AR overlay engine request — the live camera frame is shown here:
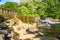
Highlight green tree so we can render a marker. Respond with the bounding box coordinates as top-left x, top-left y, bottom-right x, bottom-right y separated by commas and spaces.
0, 2, 18, 10
17, 6, 31, 16
46, 0, 60, 18
18, 0, 48, 16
